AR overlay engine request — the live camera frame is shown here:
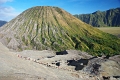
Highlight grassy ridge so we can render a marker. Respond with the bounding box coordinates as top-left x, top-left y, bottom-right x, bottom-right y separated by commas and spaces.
74, 8, 120, 27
